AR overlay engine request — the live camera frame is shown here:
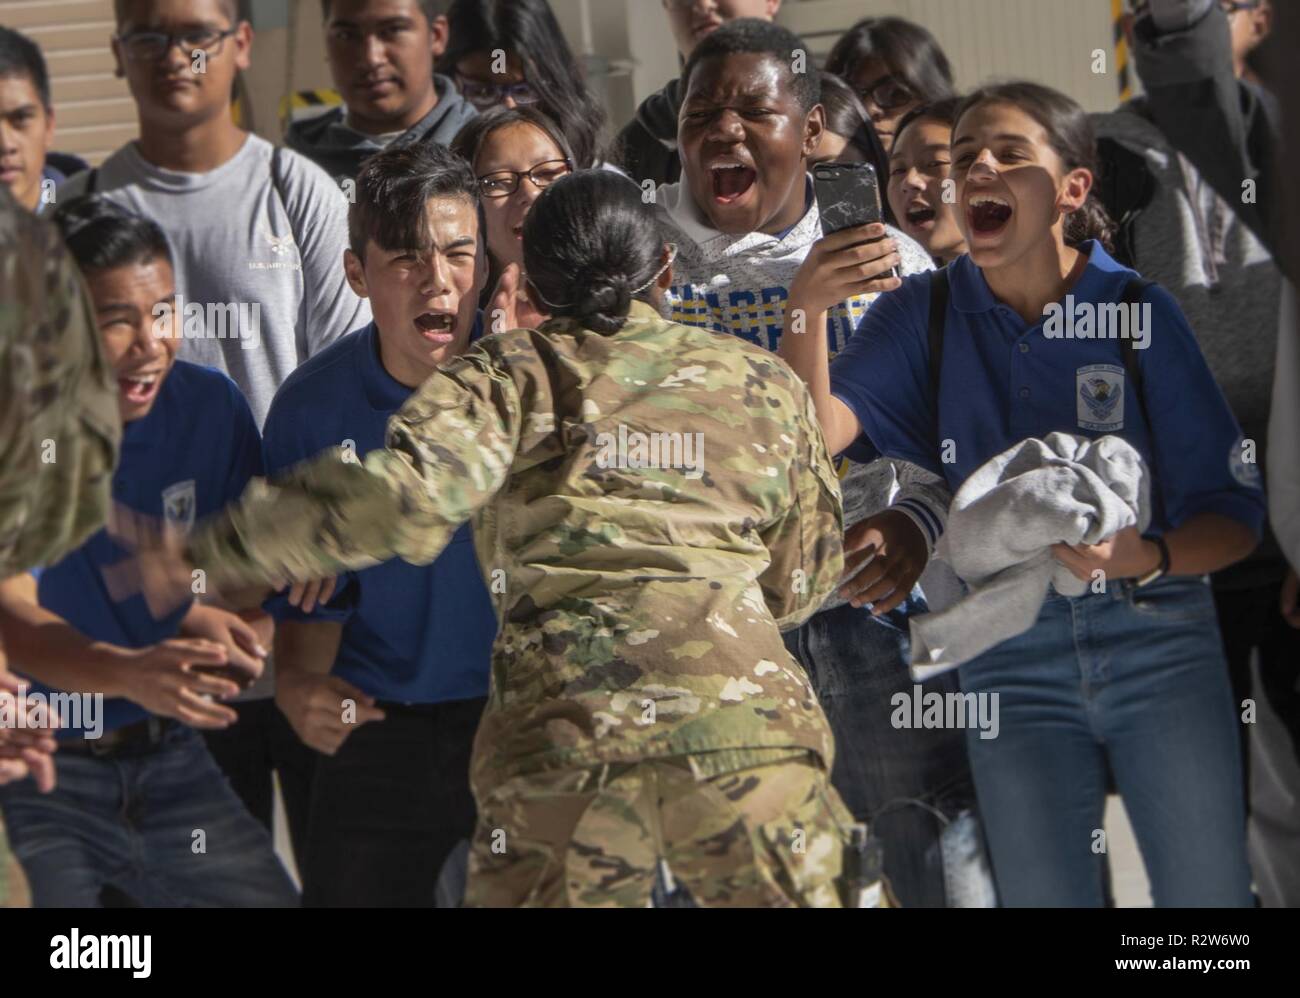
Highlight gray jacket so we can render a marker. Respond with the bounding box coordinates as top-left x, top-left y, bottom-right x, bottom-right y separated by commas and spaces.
285, 74, 477, 182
